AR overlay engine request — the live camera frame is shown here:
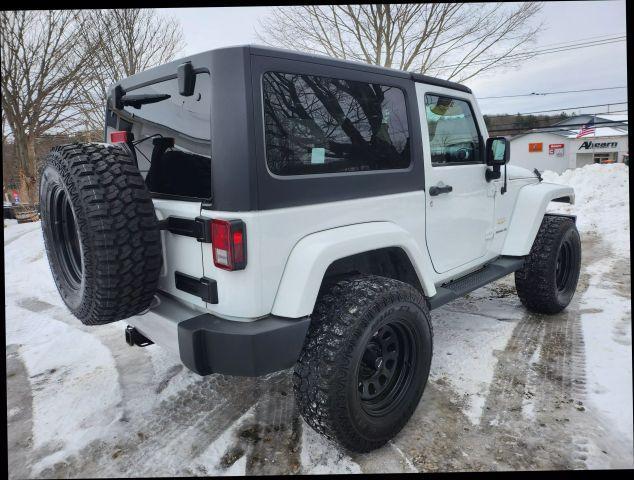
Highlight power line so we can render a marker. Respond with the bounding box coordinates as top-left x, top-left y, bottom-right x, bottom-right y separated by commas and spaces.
524, 32, 626, 49
455, 36, 625, 68
511, 101, 628, 115
447, 36, 625, 69
432, 35, 625, 71
478, 86, 628, 100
